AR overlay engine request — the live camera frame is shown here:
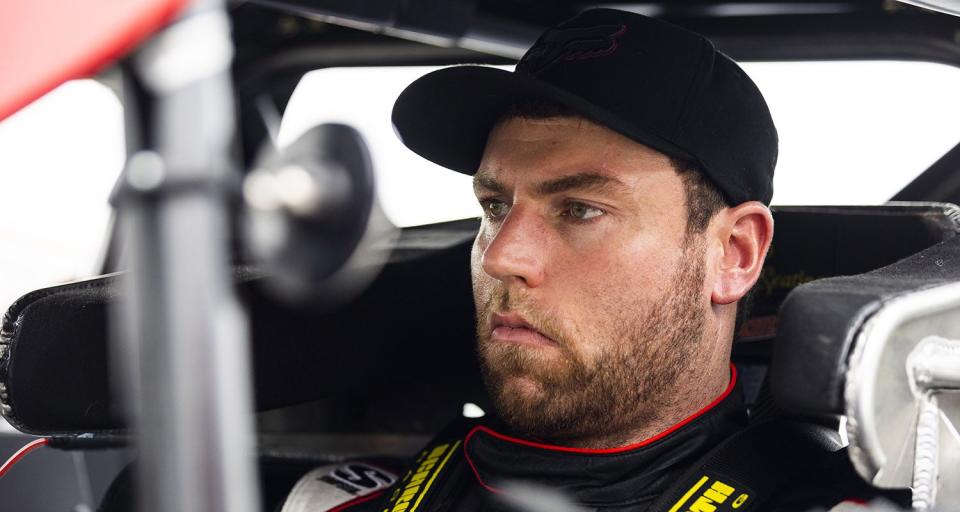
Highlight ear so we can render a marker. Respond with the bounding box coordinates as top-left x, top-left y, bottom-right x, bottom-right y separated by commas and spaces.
710, 202, 774, 305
